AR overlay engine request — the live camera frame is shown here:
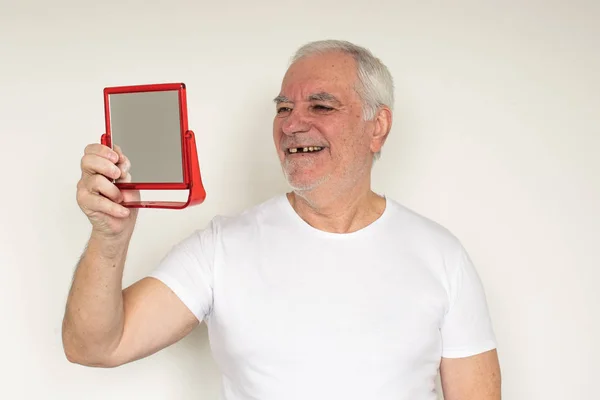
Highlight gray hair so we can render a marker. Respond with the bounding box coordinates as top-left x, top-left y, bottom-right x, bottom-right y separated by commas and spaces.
289, 40, 394, 160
